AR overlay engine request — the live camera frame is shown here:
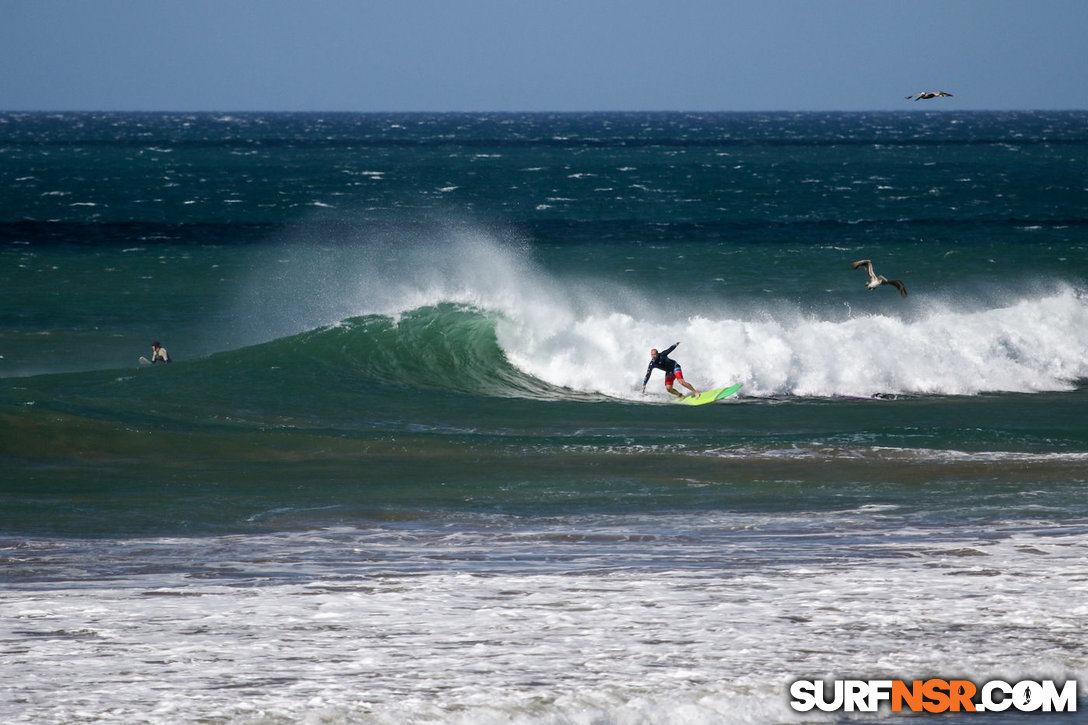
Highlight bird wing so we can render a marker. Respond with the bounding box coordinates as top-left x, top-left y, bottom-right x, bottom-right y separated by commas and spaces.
909, 91, 952, 100
885, 279, 908, 297
852, 260, 879, 282
854, 259, 879, 284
